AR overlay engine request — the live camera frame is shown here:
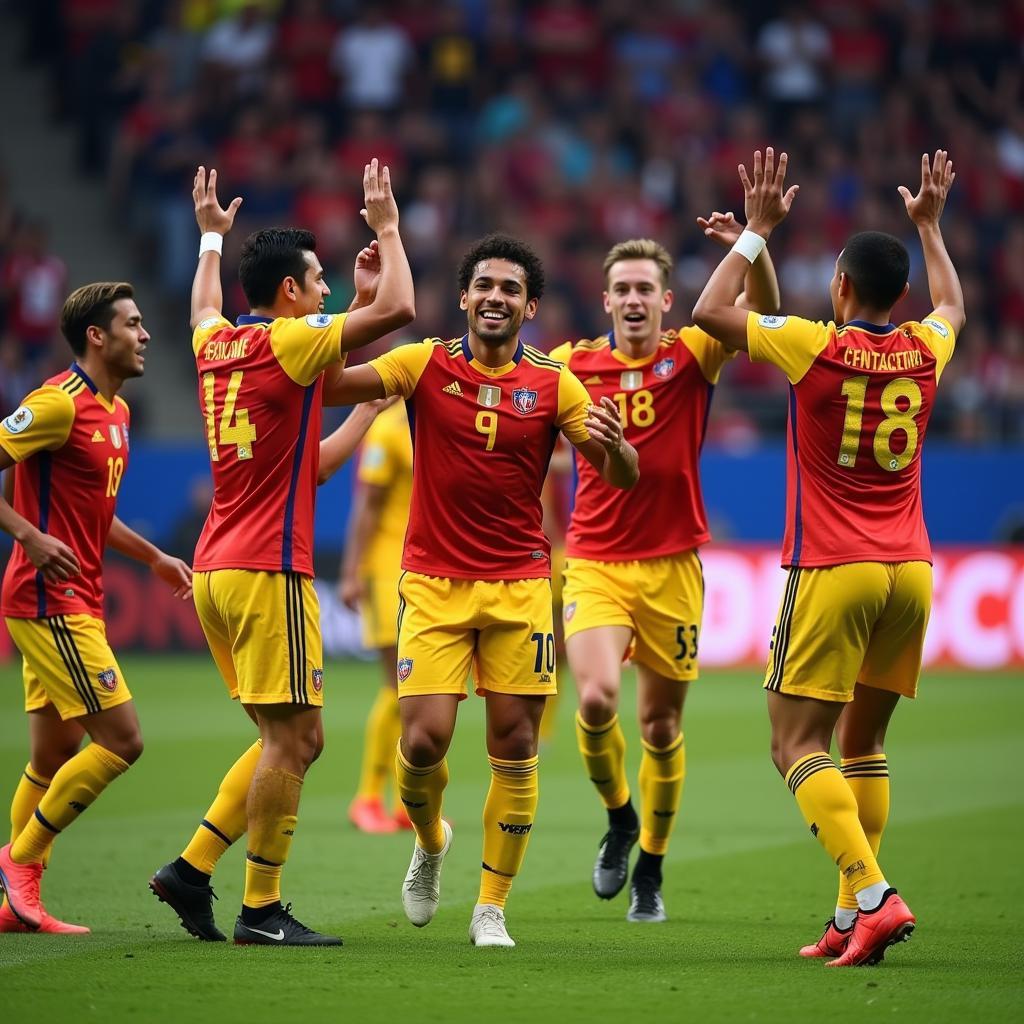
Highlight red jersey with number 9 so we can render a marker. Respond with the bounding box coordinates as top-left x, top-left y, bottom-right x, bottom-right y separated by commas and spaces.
1, 364, 130, 618
191, 312, 347, 576
746, 311, 957, 568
